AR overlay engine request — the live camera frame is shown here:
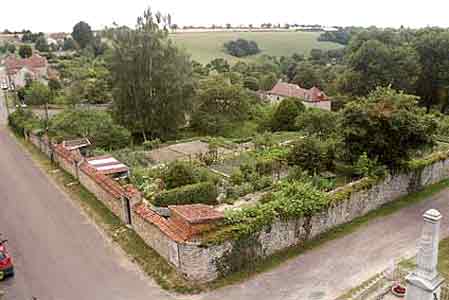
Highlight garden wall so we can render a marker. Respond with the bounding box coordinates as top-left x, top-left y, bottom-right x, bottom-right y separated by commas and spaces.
24, 131, 449, 283
166, 157, 449, 282
26, 132, 138, 223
